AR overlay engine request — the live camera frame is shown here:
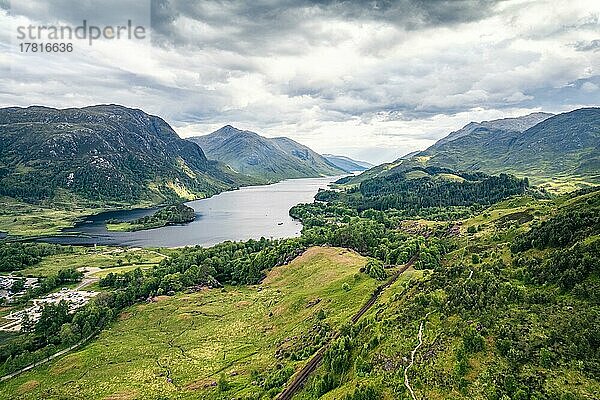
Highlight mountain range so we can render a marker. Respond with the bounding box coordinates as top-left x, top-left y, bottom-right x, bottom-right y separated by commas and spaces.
421, 108, 599, 181
0, 106, 351, 207
0, 105, 257, 205
188, 125, 344, 182
2, 105, 597, 209
432, 112, 553, 147
346, 108, 600, 186
322, 154, 374, 172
